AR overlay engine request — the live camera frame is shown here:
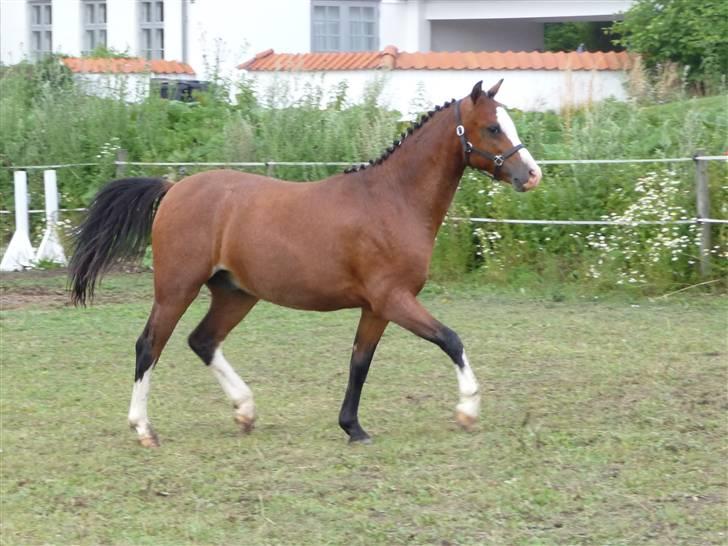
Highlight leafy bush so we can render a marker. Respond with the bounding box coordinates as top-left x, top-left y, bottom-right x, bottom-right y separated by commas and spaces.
611, 0, 728, 90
